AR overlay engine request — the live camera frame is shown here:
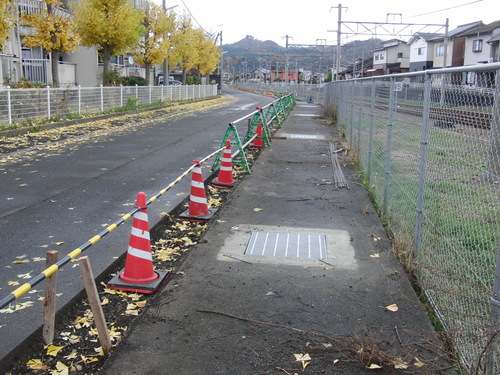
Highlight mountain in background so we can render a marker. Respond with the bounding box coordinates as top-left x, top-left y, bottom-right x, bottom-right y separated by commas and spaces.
223, 35, 384, 73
